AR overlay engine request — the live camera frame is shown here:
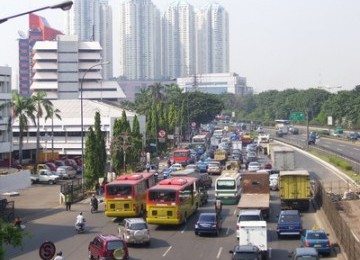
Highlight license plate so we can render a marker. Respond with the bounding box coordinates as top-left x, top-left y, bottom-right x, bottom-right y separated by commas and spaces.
314, 244, 321, 248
